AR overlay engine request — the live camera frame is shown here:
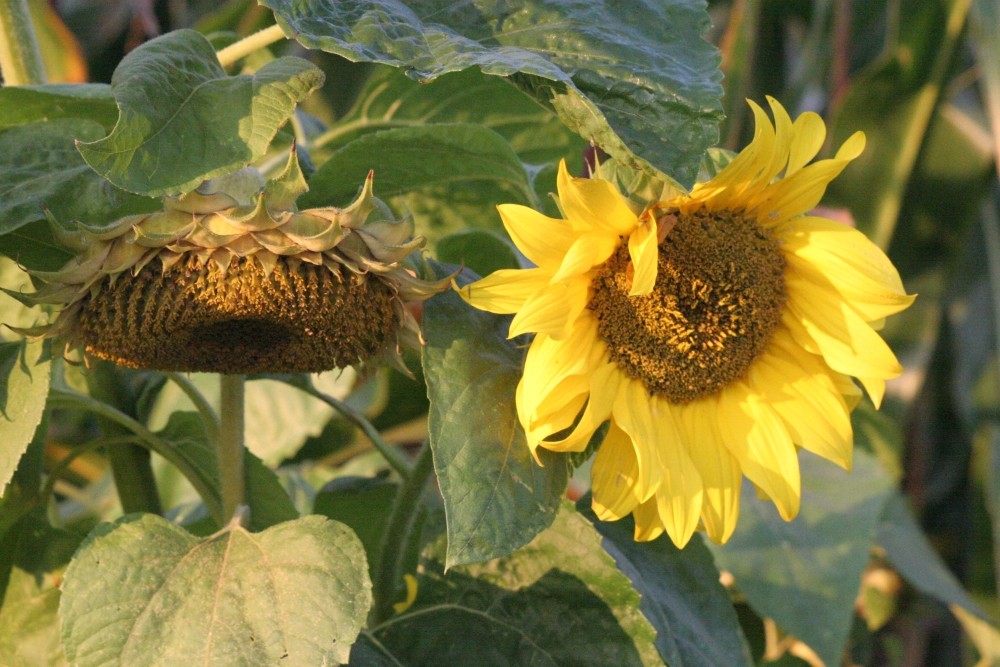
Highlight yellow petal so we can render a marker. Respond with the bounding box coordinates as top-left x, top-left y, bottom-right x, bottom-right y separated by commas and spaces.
632, 497, 665, 542
676, 398, 742, 543
651, 401, 704, 549
786, 111, 826, 176
612, 379, 664, 502
497, 203, 578, 269
507, 277, 589, 339
784, 273, 903, 380
627, 218, 658, 296
756, 131, 866, 225
718, 382, 801, 521
591, 422, 642, 521
457, 267, 550, 314
556, 160, 637, 235
550, 232, 619, 284
517, 318, 603, 422
540, 361, 622, 452
748, 348, 853, 470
